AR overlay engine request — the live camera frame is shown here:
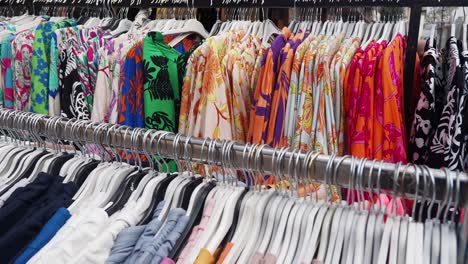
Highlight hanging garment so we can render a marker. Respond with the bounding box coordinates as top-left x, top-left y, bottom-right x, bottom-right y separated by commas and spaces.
374, 35, 407, 163
30, 20, 76, 114
410, 41, 442, 164
427, 37, 465, 170
12, 29, 35, 112
13, 207, 71, 264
